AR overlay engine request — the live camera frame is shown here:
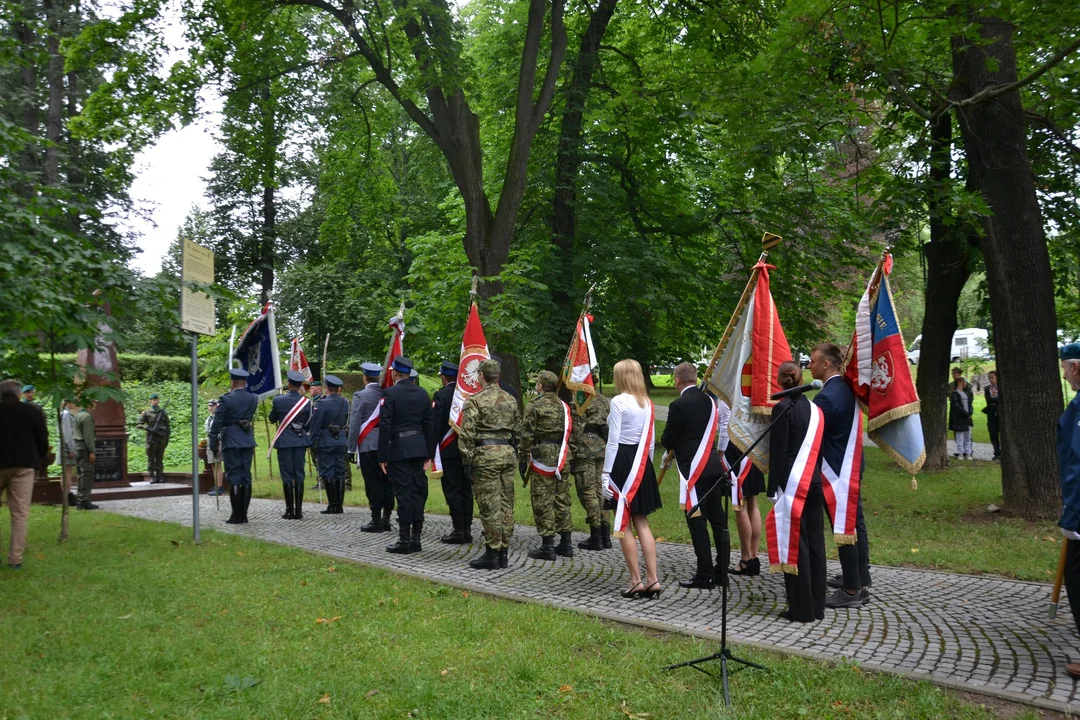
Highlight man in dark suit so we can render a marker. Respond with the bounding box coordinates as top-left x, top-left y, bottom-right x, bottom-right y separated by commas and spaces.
809, 342, 871, 609
379, 356, 433, 553
431, 361, 472, 544
269, 370, 313, 520
661, 362, 728, 590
